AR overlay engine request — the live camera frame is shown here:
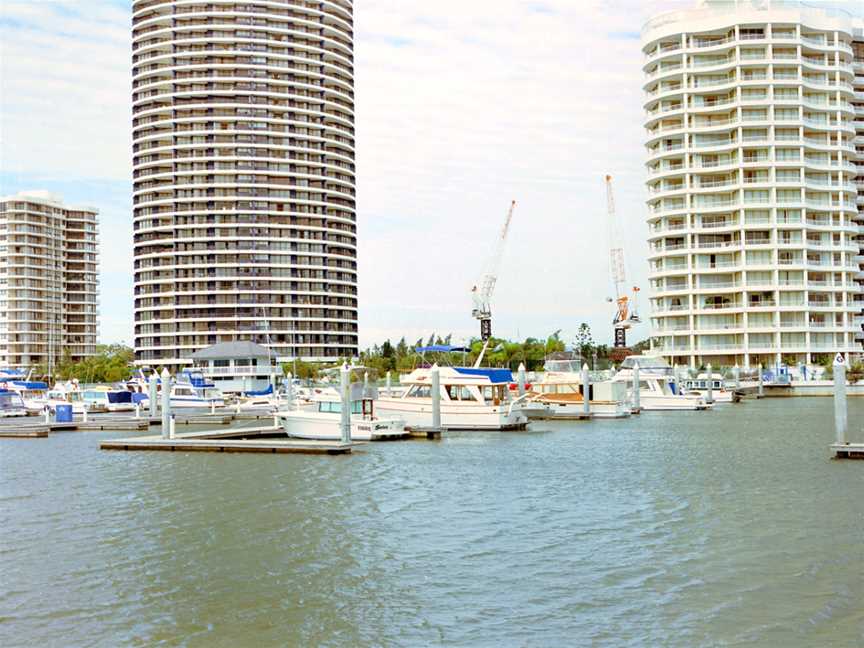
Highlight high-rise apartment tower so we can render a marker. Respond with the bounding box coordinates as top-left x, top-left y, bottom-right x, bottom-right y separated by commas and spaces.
131, 0, 358, 367
642, 0, 864, 368
0, 191, 99, 372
